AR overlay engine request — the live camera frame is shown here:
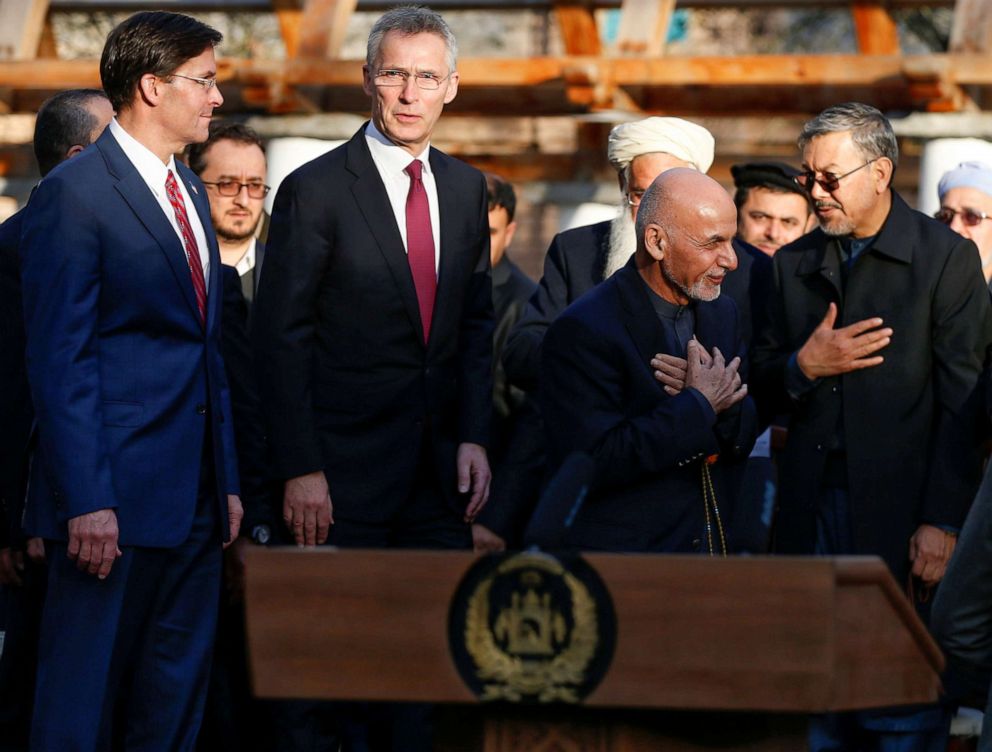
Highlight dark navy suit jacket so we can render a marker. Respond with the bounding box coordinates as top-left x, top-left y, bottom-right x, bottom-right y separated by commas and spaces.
541, 258, 757, 553
19, 128, 240, 546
